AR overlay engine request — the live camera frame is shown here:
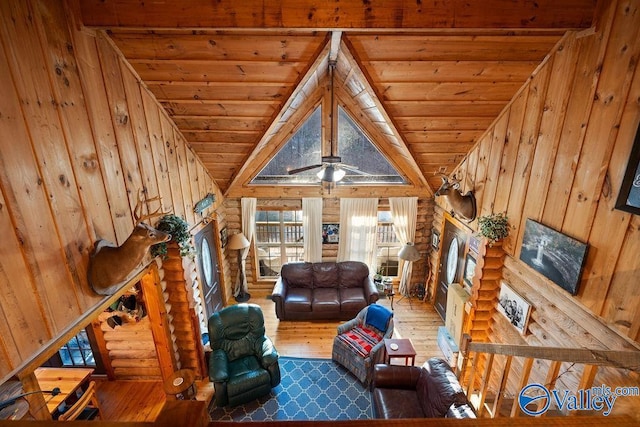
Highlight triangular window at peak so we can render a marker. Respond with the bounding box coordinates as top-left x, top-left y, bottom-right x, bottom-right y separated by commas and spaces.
336, 106, 406, 185
251, 106, 322, 185
250, 105, 406, 186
